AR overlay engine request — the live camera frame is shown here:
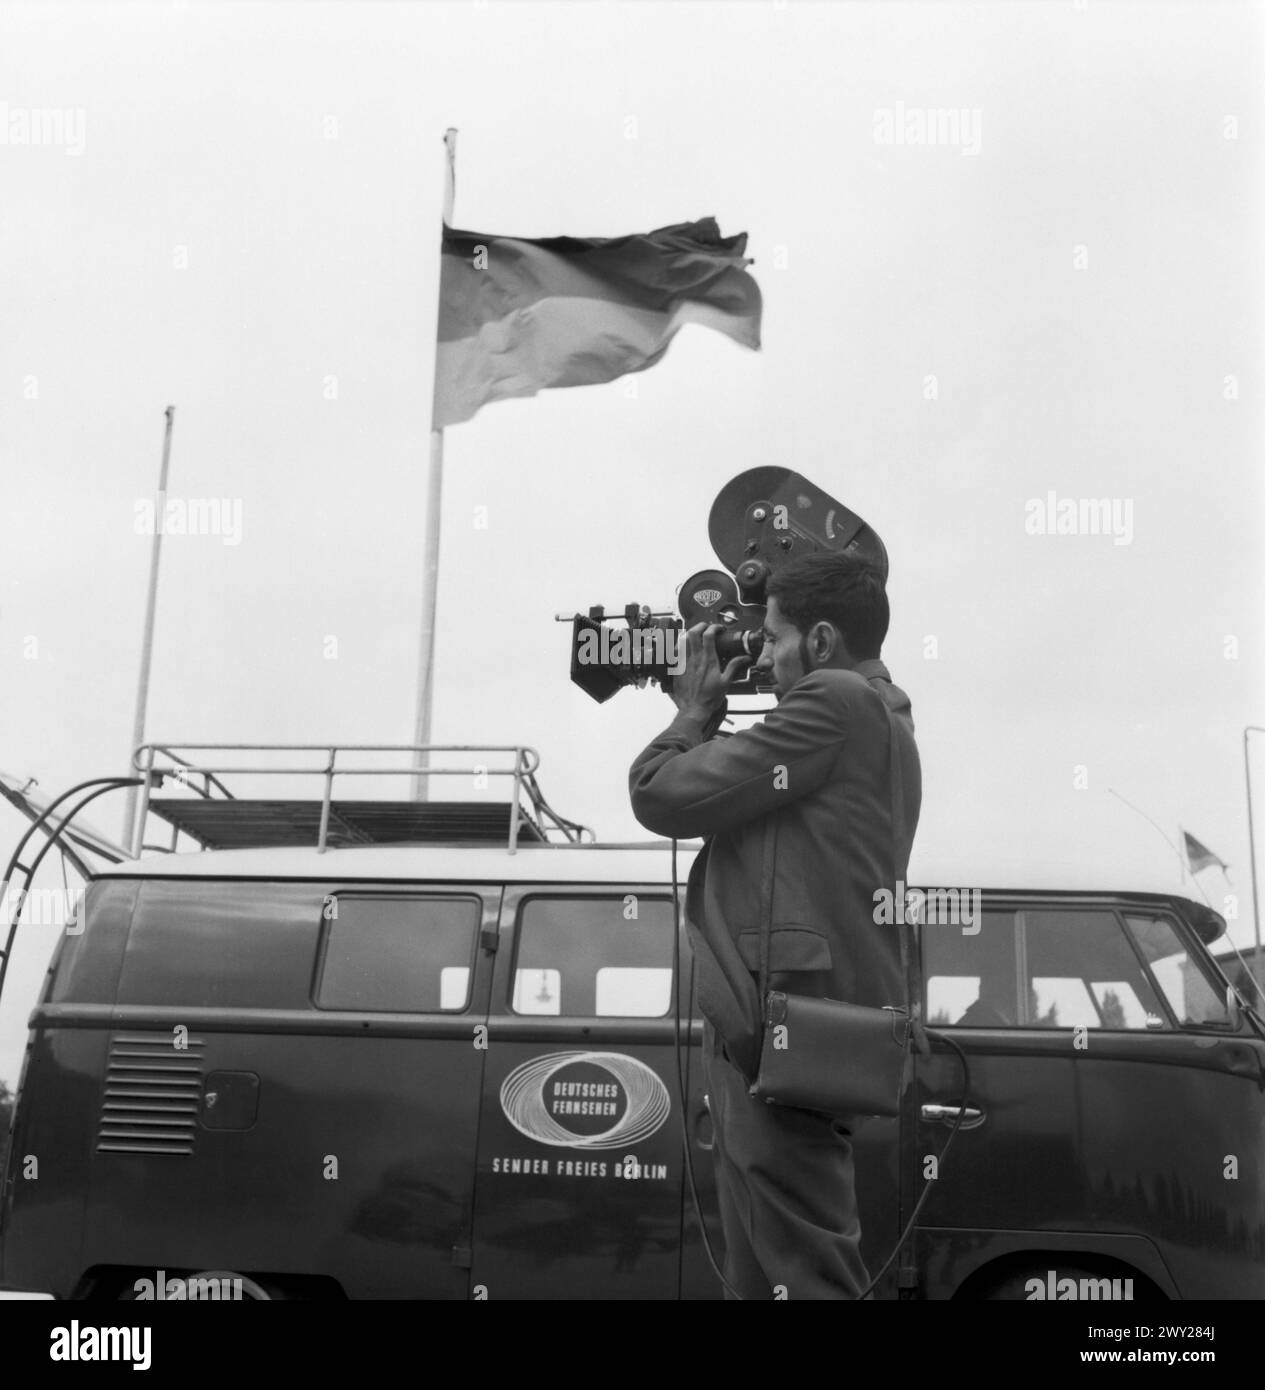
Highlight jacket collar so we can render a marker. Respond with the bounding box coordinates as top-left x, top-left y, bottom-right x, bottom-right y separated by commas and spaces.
853, 657, 891, 683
